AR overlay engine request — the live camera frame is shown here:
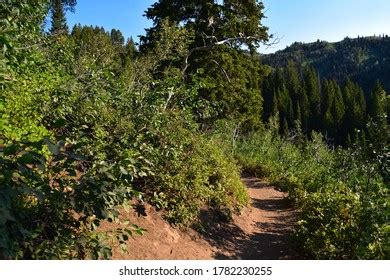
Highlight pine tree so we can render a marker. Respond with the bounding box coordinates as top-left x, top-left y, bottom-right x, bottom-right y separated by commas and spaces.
142, 0, 268, 51
285, 60, 301, 104
277, 84, 294, 128
110, 29, 125, 46
298, 88, 310, 131
321, 80, 334, 136
331, 80, 345, 143
294, 102, 301, 125
262, 74, 274, 120
342, 79, 367, 140
270, 91, 279, 117
368, 80, 386, 120
141, 0, 269, 128
71, 24, 82, 41
50, 0, 68, 34
304, 67, 321, 131
125, 37, 137, 61
281, 117, 289, 136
